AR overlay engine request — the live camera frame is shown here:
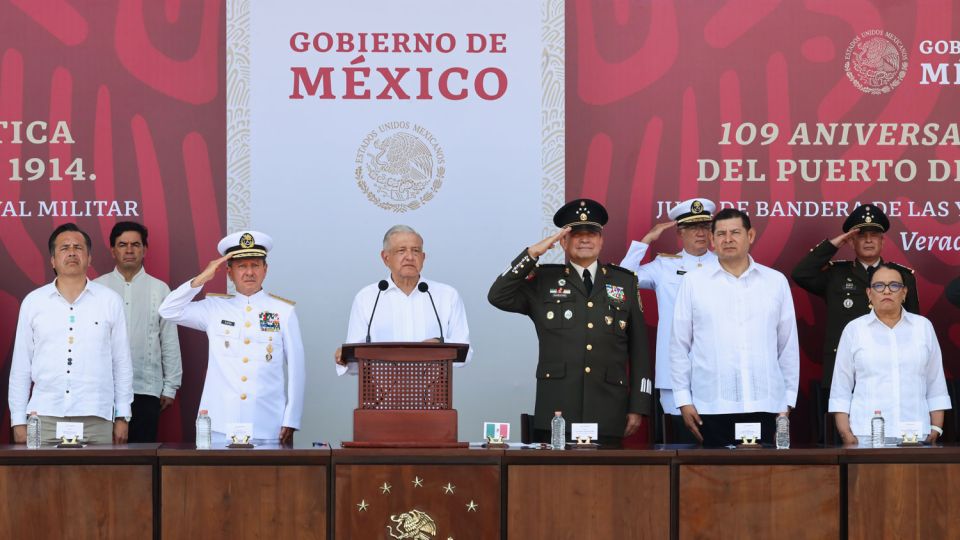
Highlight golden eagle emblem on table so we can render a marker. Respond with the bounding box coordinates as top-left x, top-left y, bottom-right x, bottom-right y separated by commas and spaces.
387, 509, 437, 539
